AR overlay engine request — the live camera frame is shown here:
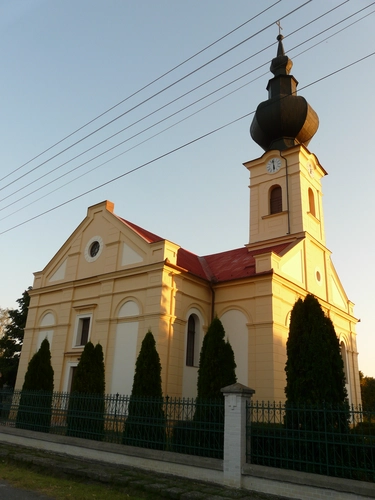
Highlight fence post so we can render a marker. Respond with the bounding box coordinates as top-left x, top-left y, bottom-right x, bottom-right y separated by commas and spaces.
221, 383, 255, 488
